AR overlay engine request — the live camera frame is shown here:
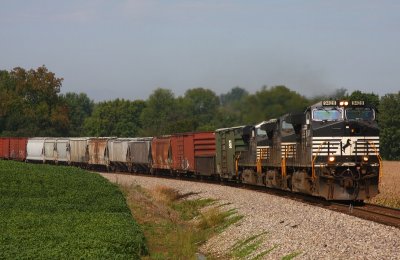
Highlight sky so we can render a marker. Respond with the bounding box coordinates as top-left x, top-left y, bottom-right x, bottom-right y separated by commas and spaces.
1, 0, 399, 101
